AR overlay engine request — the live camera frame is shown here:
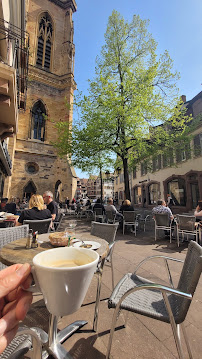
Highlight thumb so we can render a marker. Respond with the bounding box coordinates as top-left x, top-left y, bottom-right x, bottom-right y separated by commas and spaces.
0, 264, 31, 299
